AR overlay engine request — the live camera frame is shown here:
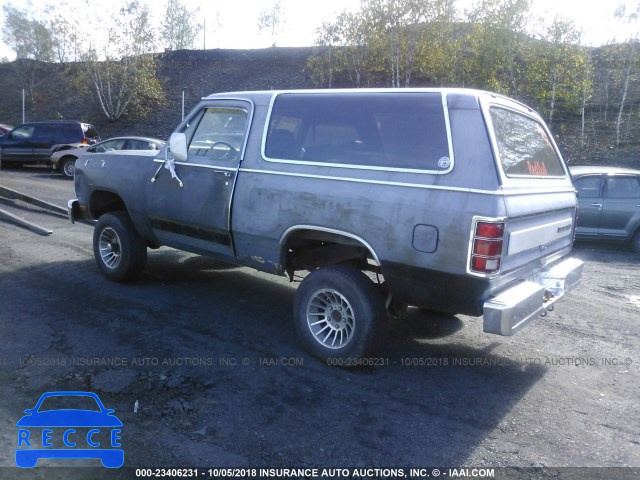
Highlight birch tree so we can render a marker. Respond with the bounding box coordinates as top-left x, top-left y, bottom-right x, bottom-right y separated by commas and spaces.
257, 0, 285, 47
85, 1, 164, 121
161, 0, 202, 51
613, 2, 639, 148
